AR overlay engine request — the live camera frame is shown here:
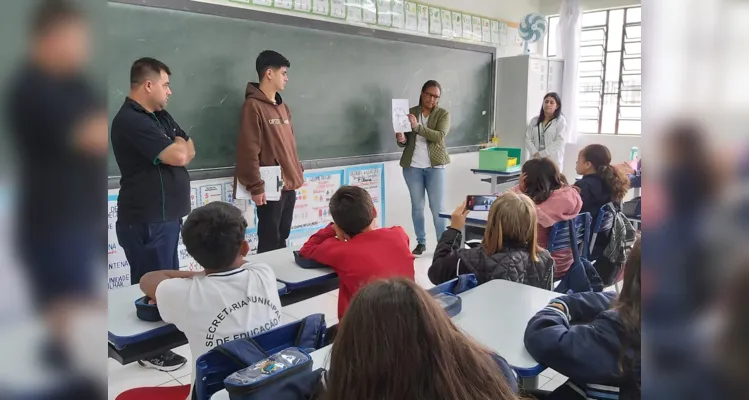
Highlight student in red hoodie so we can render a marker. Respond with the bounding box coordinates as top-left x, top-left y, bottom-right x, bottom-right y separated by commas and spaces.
299, 185, 415, 319
510, 158, 582, 279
